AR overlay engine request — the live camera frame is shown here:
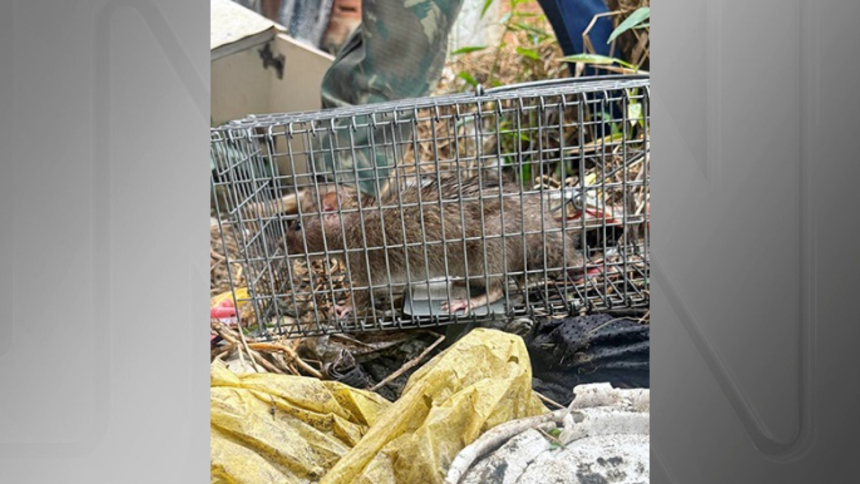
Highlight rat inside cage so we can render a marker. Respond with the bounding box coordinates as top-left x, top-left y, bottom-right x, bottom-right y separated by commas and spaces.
211, 75, 650, 338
